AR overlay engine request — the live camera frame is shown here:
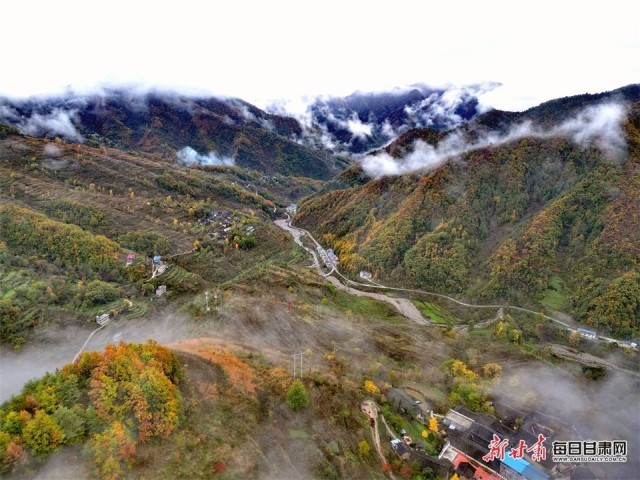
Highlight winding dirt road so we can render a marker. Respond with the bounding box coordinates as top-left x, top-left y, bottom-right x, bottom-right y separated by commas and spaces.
361, 400, 397, 480
275, 216, 635, 351
275, 218, 428, 325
